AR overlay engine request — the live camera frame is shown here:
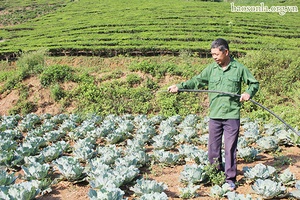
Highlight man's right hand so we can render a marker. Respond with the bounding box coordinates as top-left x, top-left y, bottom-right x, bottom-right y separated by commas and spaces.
168, 85, 179, 93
